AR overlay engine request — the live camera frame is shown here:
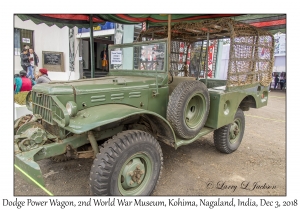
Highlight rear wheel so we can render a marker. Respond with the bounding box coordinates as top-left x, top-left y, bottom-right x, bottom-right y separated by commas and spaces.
213, 108, 245, 154
89, 130, 163, 195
